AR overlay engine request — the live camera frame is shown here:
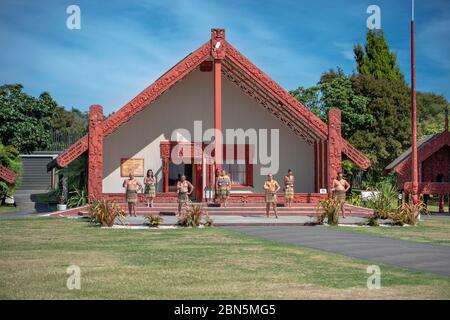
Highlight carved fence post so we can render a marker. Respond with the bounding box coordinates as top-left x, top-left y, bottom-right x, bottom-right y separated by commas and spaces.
88, 105, 104, 201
